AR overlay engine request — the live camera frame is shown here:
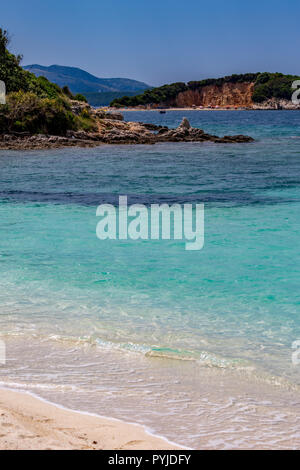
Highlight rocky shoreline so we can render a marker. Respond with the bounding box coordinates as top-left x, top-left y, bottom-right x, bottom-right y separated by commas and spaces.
0, 113, 254, 150
252, 98, 300, 110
